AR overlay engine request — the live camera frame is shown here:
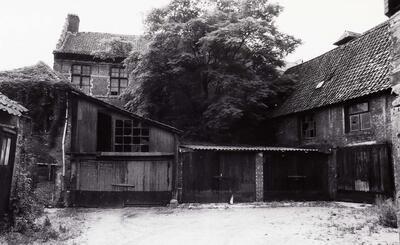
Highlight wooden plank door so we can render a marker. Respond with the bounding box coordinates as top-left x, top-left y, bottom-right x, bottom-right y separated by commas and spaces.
337, 144, 393, 194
